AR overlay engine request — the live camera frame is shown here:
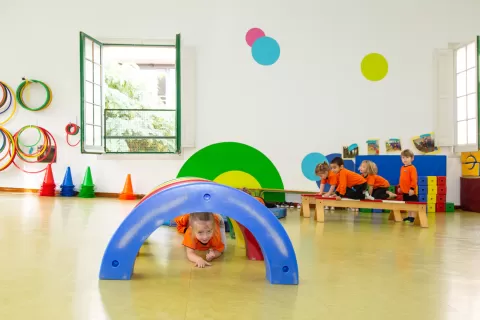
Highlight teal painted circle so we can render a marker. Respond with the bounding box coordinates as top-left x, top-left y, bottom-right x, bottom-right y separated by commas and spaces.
301, 153, 327, 181
251, 36, 280, 66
